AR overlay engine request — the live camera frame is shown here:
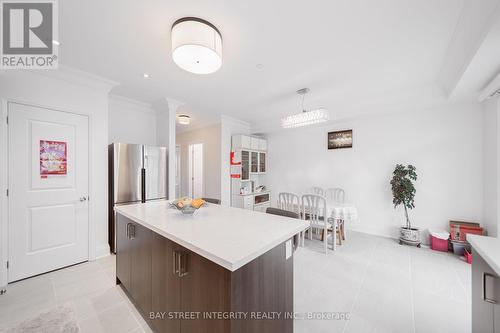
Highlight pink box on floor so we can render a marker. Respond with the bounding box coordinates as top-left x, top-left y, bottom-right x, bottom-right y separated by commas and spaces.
430, 235, 449, 252
464, 248, 472, 264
